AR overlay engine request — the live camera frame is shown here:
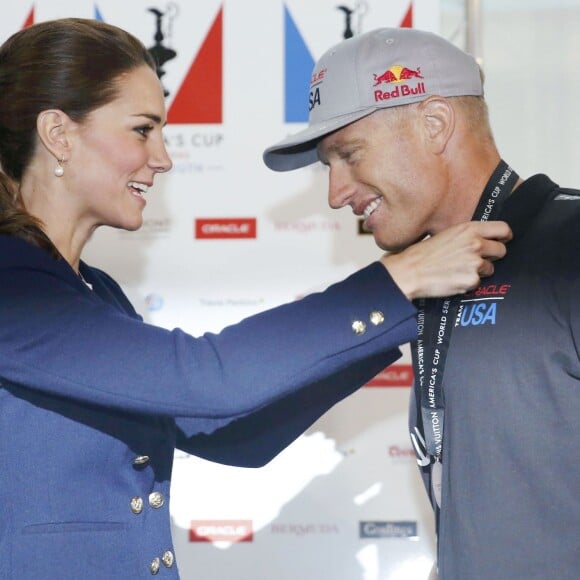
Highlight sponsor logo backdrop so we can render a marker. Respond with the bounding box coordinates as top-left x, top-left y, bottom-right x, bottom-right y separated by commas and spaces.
1, 2, 439, 578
